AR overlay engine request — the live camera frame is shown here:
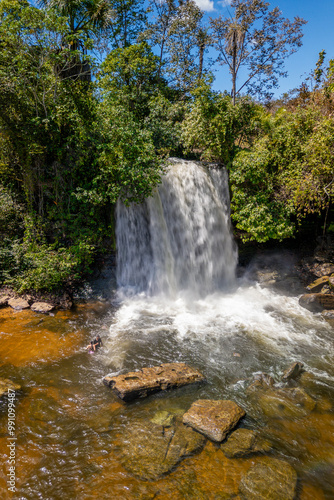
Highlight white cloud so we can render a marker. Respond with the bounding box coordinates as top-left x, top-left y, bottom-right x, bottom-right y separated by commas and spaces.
194, 0, 215, 12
